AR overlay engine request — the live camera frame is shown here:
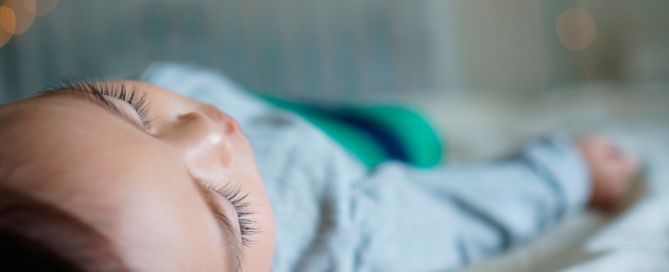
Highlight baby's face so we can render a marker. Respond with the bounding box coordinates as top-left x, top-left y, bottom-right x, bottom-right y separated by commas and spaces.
0, 81, 275, 271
